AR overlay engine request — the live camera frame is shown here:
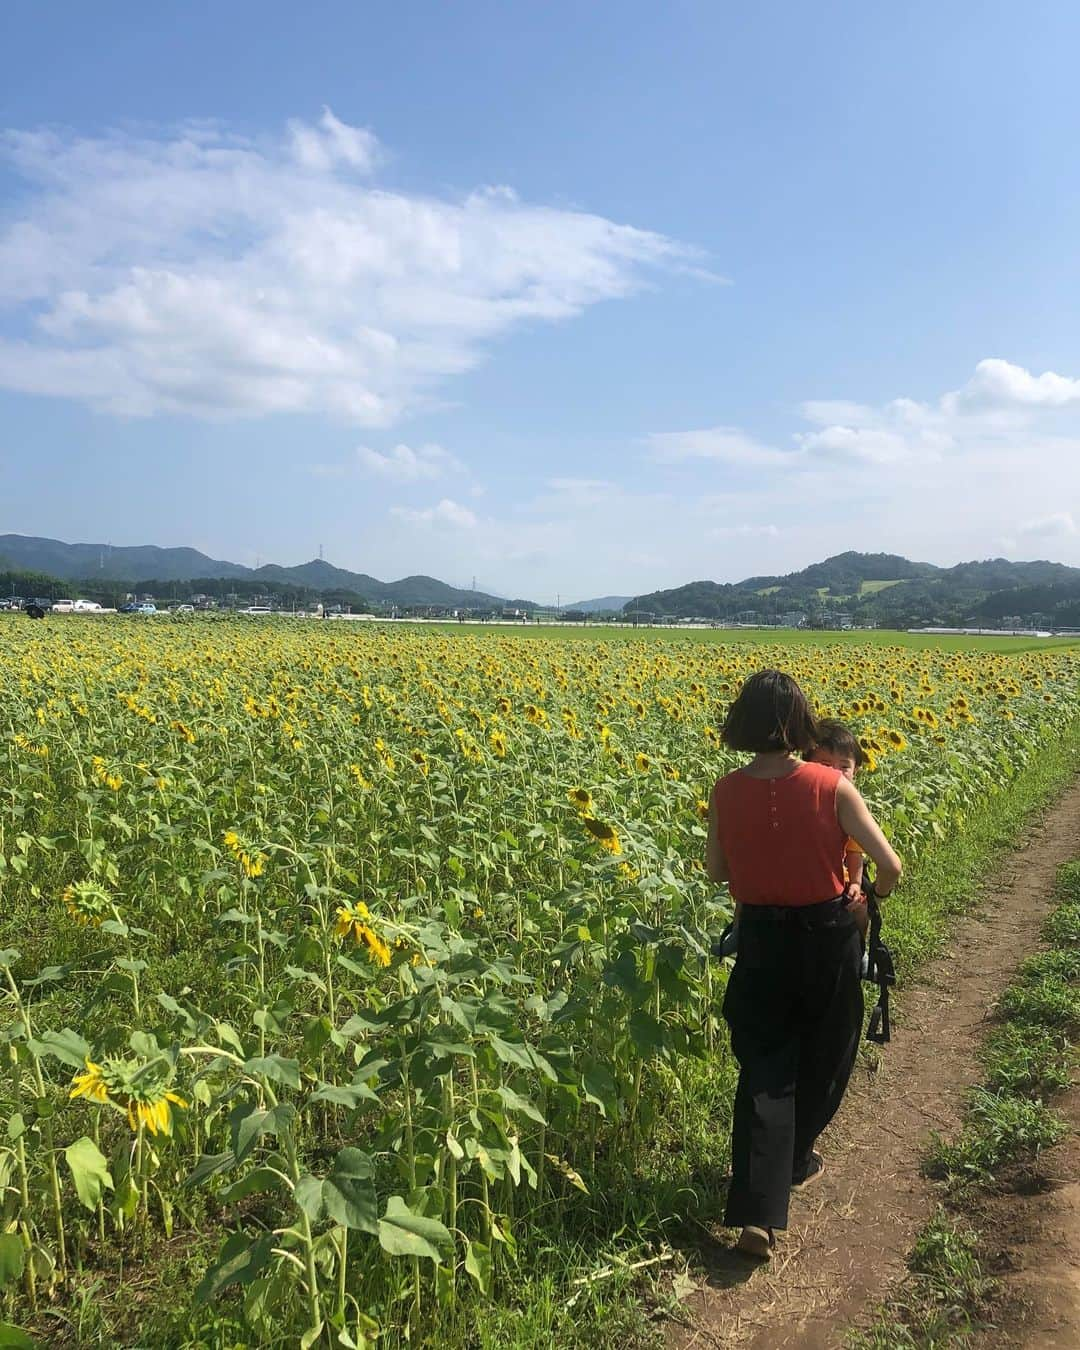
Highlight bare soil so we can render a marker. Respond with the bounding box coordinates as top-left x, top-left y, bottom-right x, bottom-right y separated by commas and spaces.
667, 776, 1080, 1350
